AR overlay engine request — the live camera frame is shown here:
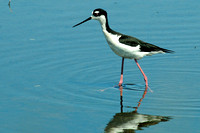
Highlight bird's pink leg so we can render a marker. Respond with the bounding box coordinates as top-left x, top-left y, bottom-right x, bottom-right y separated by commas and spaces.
134, 59, 148, 88
119, 58, 124, 86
